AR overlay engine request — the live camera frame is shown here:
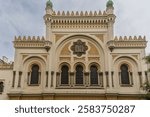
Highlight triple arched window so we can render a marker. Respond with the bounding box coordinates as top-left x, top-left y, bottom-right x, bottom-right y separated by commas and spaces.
0, 82, 4, 93
60, 64, 99, 85
30, 64, 40, 85
120, 64, 130, 85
